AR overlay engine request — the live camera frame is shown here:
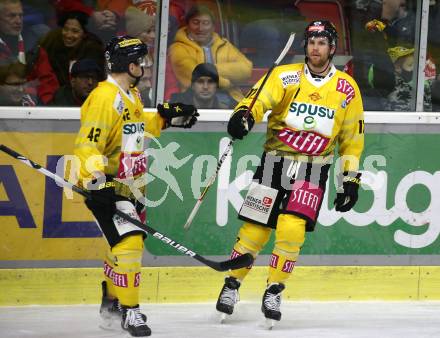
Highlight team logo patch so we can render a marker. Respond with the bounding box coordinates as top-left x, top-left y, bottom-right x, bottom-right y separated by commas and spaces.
336, 78, 355, 105
279, 71, 301, 88
309, 92, 321, 101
